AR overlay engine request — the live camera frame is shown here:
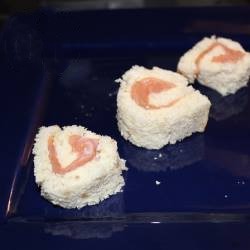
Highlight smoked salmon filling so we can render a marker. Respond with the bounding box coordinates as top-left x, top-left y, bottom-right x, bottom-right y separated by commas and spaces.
129, 75, 194, 110
131, 77, 177, 109
48, 135, 98, 175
